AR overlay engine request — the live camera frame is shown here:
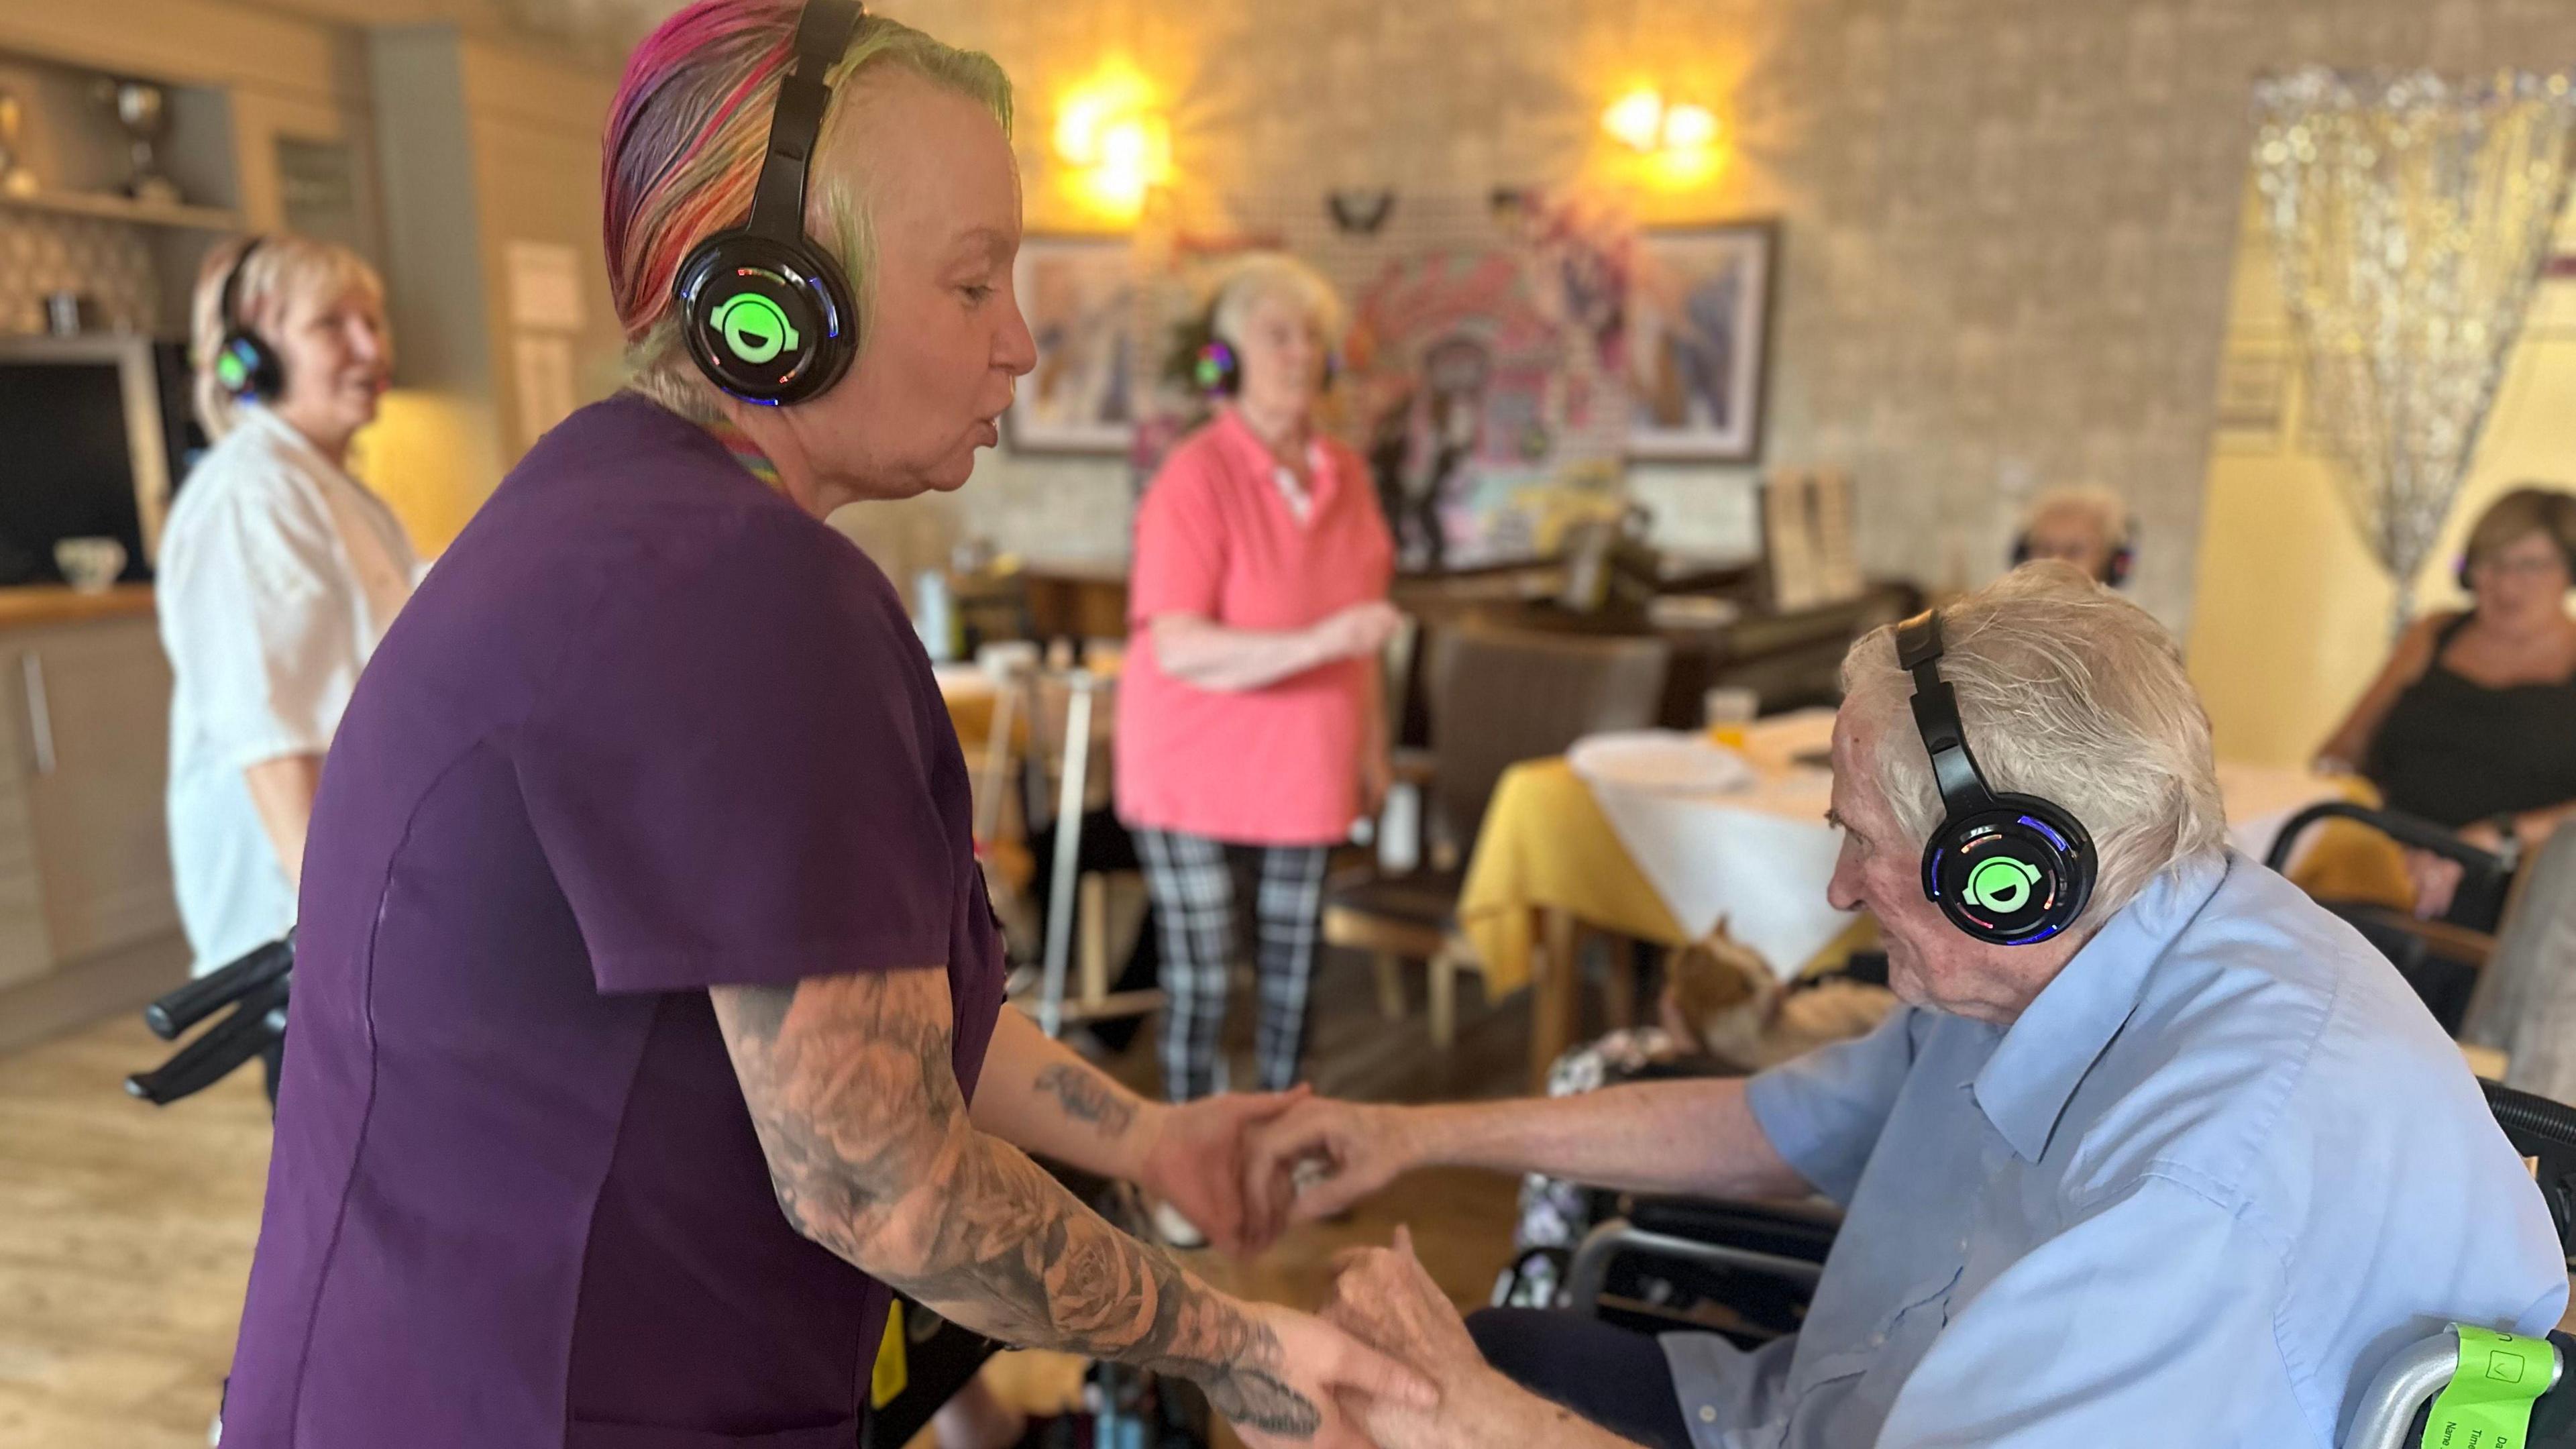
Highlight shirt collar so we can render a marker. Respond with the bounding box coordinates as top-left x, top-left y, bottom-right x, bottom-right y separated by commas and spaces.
240, 405, 355, 488
1212, 406, 1334, 515
1972, 850, 2233, 1161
